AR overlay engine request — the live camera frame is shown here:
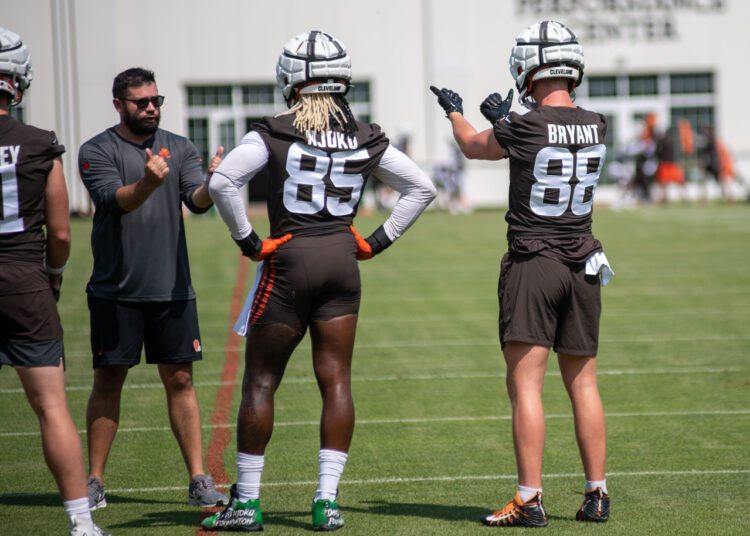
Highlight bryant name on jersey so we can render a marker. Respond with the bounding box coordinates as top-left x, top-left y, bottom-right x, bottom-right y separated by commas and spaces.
547, 124, 600, 145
